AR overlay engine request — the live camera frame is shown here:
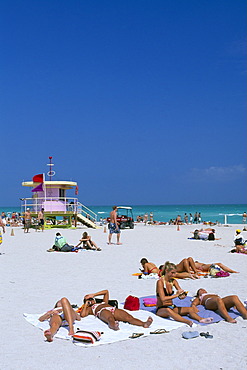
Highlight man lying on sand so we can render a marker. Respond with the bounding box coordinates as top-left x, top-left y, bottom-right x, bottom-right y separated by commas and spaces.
80, 289, 153, 330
